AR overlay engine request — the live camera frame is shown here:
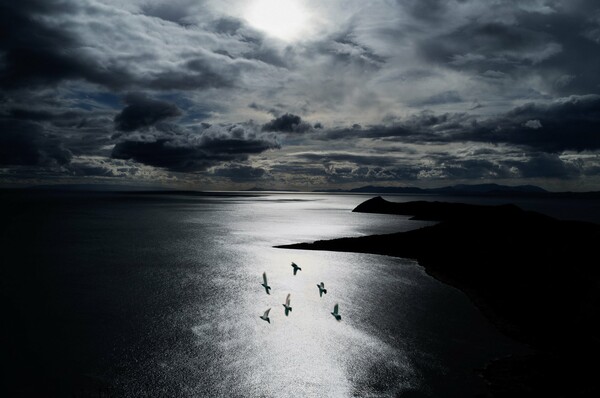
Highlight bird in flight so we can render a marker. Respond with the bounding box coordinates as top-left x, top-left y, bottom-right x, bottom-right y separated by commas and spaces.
283, 293, 292, 316
331, 303, 341, 321
260, 308, 271, 324
261, 272, 271, 295
317, 282, 327, 297
291, 262, 302, 275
